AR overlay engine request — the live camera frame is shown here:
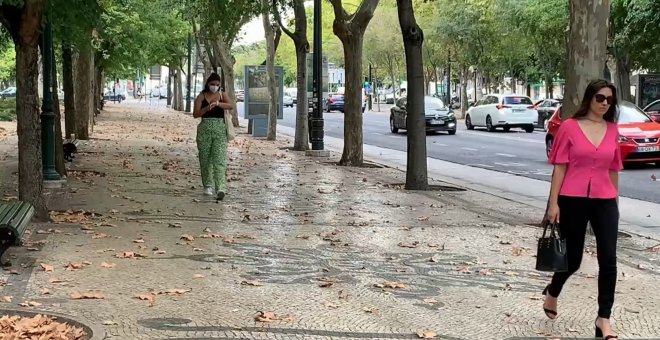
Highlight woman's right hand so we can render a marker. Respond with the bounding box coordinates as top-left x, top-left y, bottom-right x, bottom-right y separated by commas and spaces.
546, 202, 560, 224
